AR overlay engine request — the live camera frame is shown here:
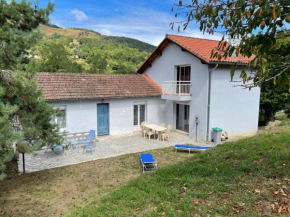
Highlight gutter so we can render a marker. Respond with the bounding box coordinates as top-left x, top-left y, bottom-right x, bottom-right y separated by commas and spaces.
206, 63, 219, 142
44, 95, 163, 102
209, 61, 248, 66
